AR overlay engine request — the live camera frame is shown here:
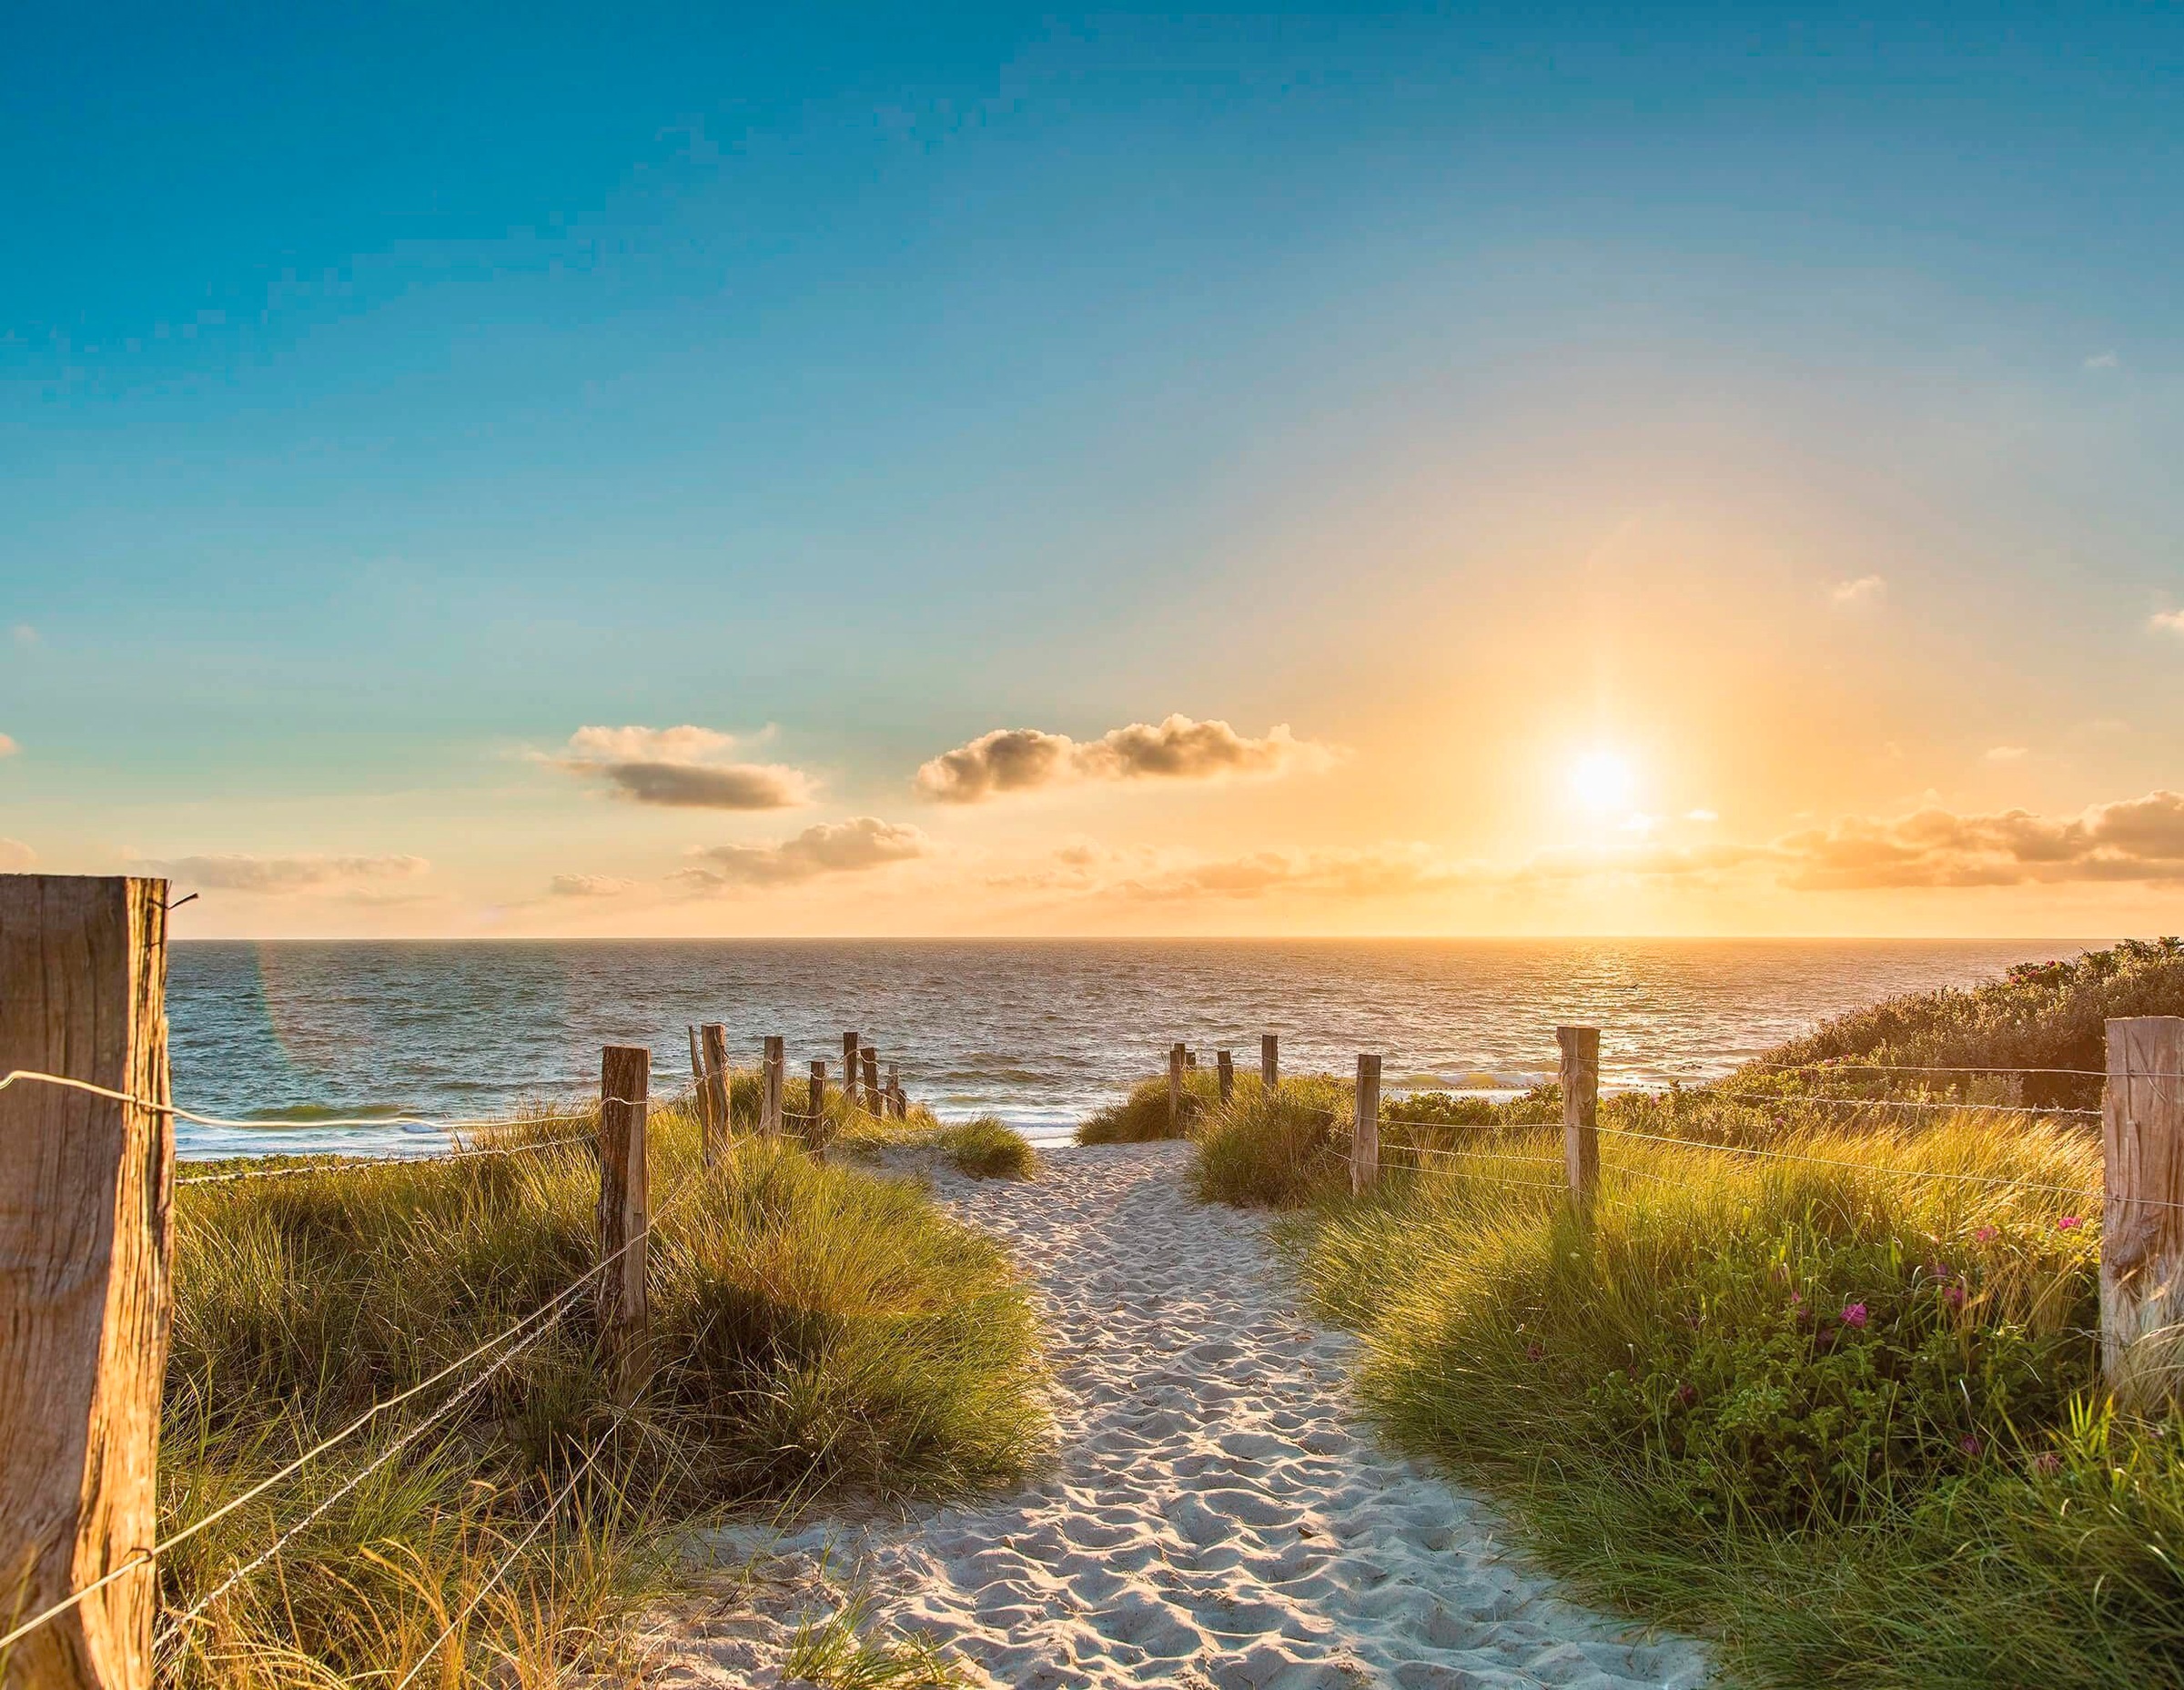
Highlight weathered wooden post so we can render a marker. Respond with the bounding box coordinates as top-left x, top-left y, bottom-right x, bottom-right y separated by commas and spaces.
861, 1047, 881, 1114
1261, 1033, 1279, 1096
842, 1032, 860, 1111
1558, 1025, 1601, 1214
1168, 1042, 1186, 1132
1185, 1048, 1198, 1071
686, 1024, 703, 1102
1217, 1048, 1235, 1106
699, 1023, 730, 1164
0, 875, 172, 1690
808, 1058, 828, 1130
886, 1061, 902, 1118
1352, 1053, 1381, 1195
761, 1037, 784, 1135
2104, 1017, 2184, 1401
597, 1045, 650, 1404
